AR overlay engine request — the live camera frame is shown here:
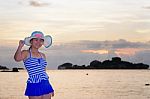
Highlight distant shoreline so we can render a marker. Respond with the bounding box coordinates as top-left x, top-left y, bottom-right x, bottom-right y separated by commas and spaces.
58, 57, 149, 70
0, 67, 24, 72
